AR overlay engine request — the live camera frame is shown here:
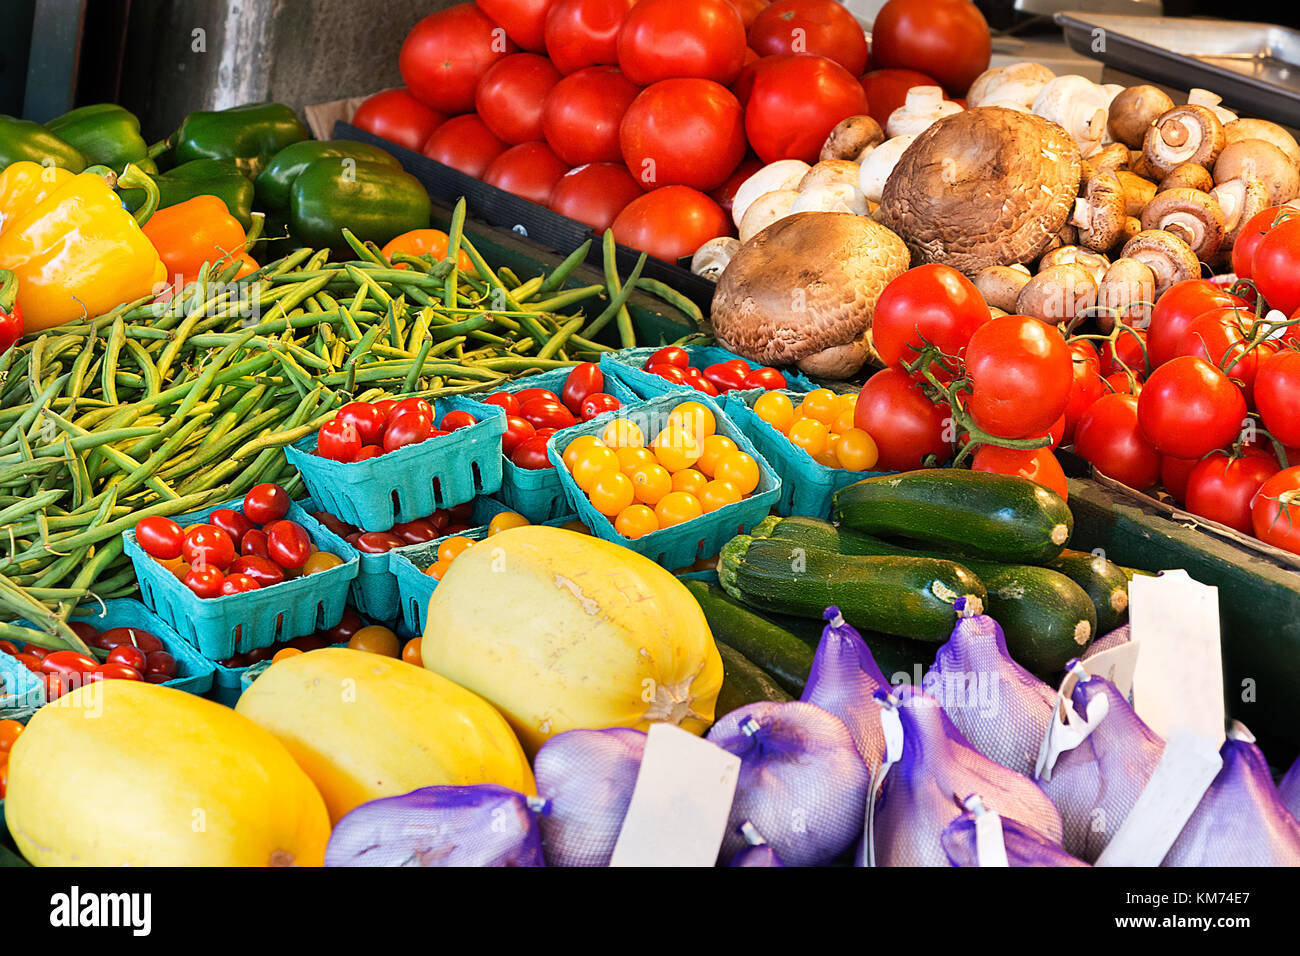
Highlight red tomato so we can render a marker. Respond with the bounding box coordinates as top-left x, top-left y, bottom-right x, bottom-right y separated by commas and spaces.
561, 362, 604, 414
744, 367, 787, 390
145, 651, 179, 679
220, 573, 261, 595
683, 366, 720, 395
1062, 348, 1105, 445
871, 264, 990, 380
0, 641, 17, 656
39, 650, 97, 676
869, 0, 990, 96
317, 418, 362, 462
13, 653, 43, 672
541, 66, 641, 166
511, 434, 555, 469
182, 524, 236, 571
355, 532, 407, 554
208, 508, 255, 548
422, 114, 508, 177
503, 415, 538, 455
266, 521, 312, 570
312, 510, 356, 538
1137, 356, 1247, 460
650, 364, 690, 385
620, 79, 746, 192
708, 154, 763, 217
392, 517, 441, 544
1160, 455, 1199, 504
964, 314, 1073, 439
748, 0, 869, 75
400, 3, 517, 113
580, 393, 621, 420
744, 54, 868, 164
229, 555, 285, 588
438, 410, 476, 432
335, 401, 387, 447
1185, 449, 1279, 534
611, 186, 730, 262
322, 608, 365, 643
134, 516, 184, 560
351, 88, 446, 152
1232, 205, 1294, 279
726, 0, 770, 28
184, 565, 226, 599
1147, 279, 1244, 368
390, 397, 433, 421
858, 68, 939, 126
1073, 393, 1161, 490
521, 398, 578, 429
1100, 328, 1149, 377
646, 346, 689, 368
97, 662, 144, 682
971, 444, 1068, 501
704, 359, 752, 393
476, 53, 562, 144
854, 367, 953, 471
1251, 216, 1300, 317
383, 410, 434, 451
545, 0, 637, 74
483, 392, 522, 416
98, 627, 164, 653
617, 0, 747, 86
243, 483, 290, 525
1176, 307, 1272, 406
513, 388, 561, 406
372, 399, 399, 419
548, 162, 643, 231
240, 528, 270, 558
477, 0, 555, 51
483, 141, 571, 205
1256, 349, 1300, 447
1252, 466, 1300, 553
